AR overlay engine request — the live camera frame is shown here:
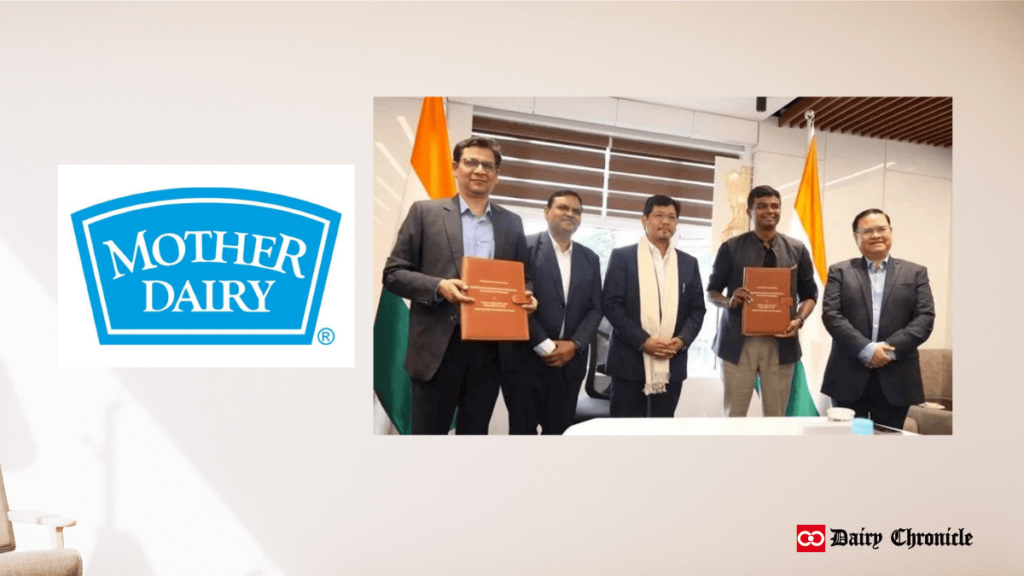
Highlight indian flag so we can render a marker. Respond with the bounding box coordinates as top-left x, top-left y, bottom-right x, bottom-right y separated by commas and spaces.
787, 135, 829, 416
373, 97, 456, 434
